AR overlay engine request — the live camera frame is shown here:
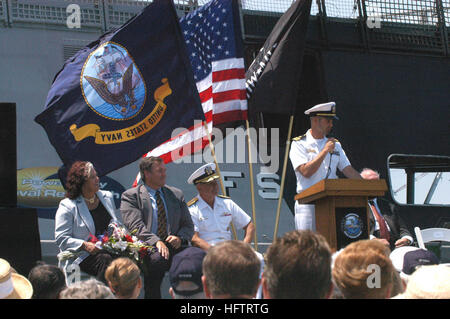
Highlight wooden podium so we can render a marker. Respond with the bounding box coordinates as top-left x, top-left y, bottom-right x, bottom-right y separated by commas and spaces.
295, 179, 387, 251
